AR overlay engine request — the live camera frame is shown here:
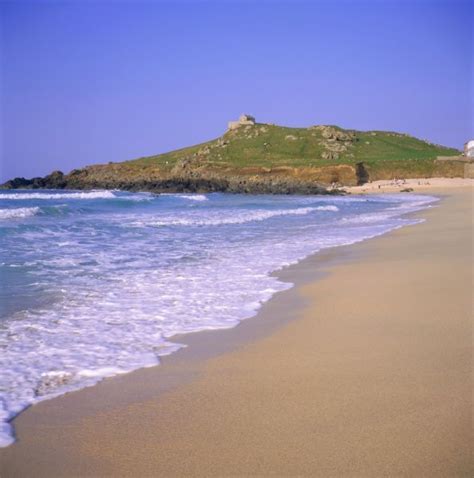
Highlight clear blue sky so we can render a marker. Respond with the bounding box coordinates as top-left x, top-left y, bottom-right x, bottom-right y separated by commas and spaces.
1, 0, 472, 181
